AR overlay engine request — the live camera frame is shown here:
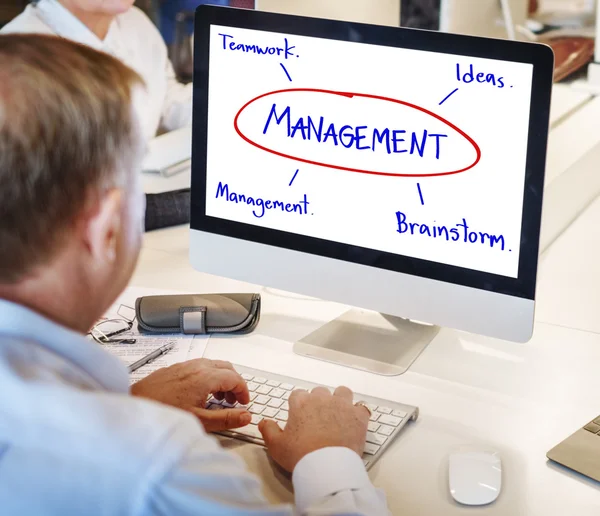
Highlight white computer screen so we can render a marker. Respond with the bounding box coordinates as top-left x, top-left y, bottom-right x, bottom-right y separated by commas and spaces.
205, 25, 534, 278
